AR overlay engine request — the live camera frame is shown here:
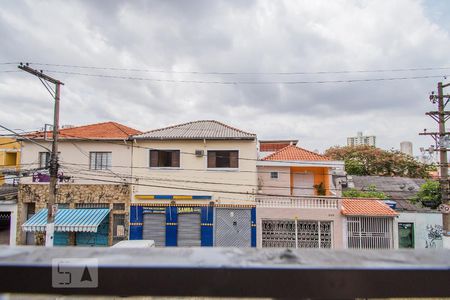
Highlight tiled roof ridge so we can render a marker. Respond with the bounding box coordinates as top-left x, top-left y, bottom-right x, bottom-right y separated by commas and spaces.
137, 119, 256, 137
25, 121, 141, 139
262, 144, 330, 161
